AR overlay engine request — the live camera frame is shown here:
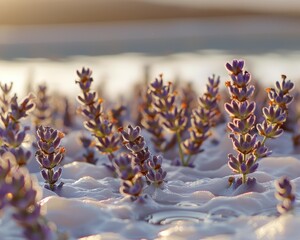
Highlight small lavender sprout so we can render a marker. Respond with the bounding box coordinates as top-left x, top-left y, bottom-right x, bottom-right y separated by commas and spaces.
36, 126, 65, 191
120, 124, 150, 175
0, 153, 56, 240
275, 176, 295, 214
114, 153, 144, 201
146, 155, 167, 186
